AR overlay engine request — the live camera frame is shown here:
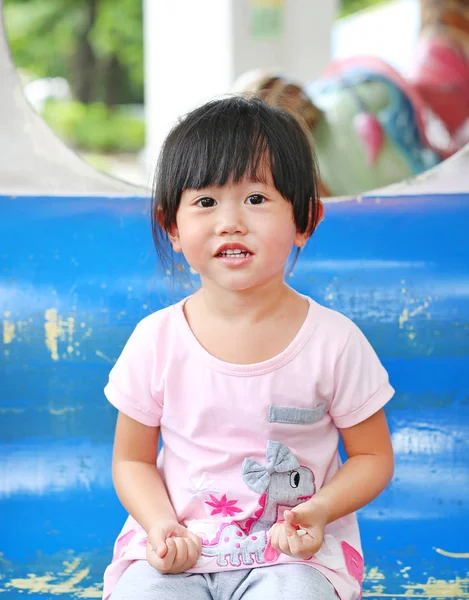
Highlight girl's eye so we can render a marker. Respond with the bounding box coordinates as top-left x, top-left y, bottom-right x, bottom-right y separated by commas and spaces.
246, 194, 266, 205
196, 197, 217, 208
